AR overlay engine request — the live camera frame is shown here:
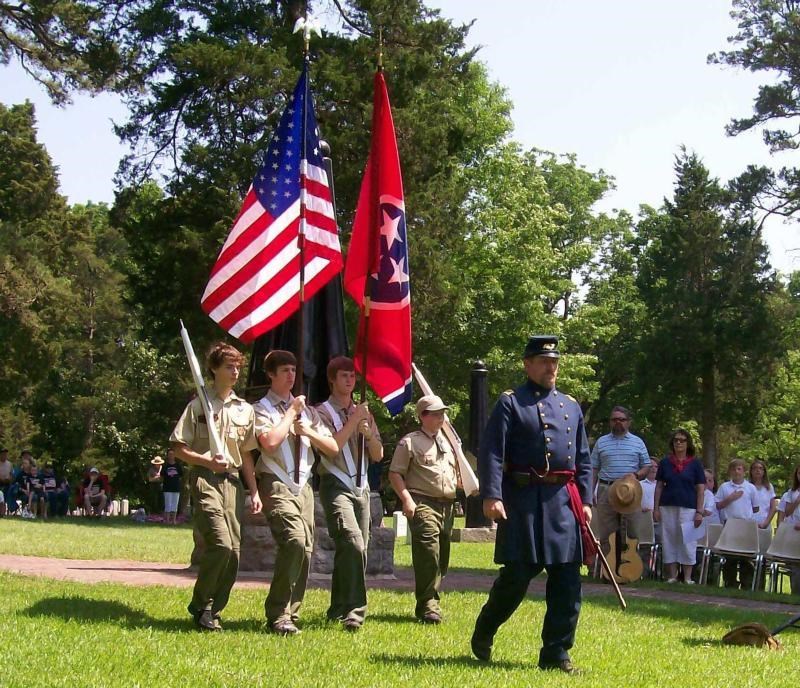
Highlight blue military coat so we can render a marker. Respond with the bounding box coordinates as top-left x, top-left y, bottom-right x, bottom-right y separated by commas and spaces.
478, 379, 592, 565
